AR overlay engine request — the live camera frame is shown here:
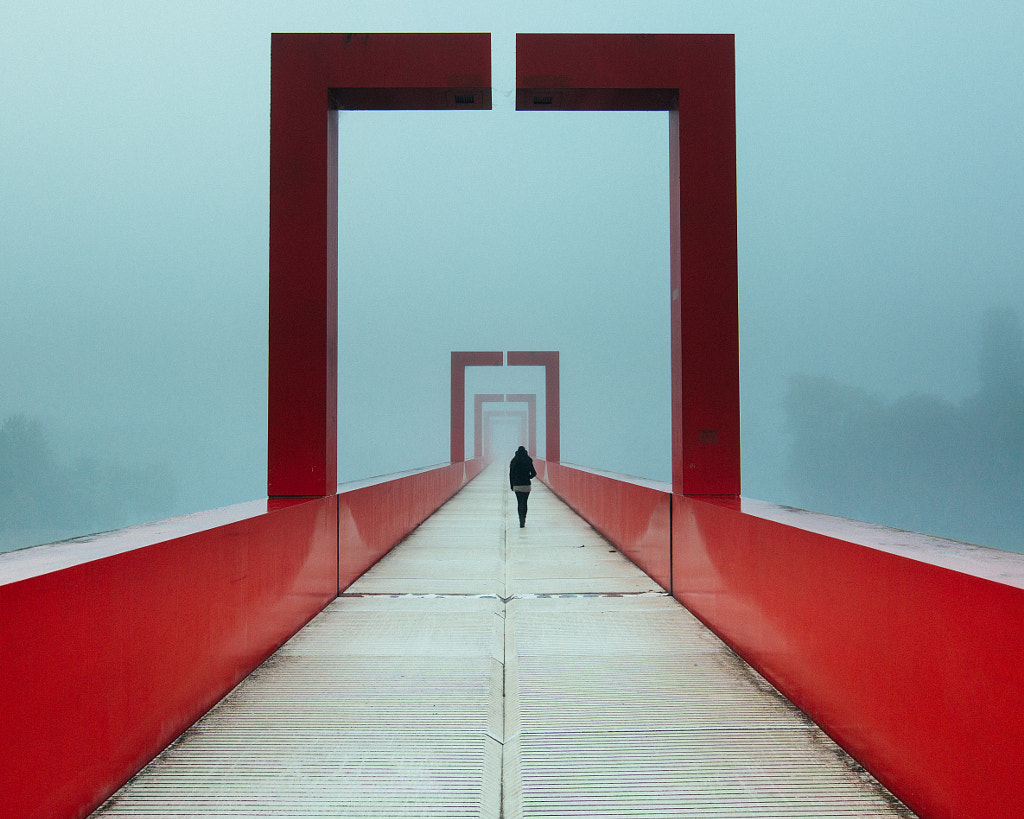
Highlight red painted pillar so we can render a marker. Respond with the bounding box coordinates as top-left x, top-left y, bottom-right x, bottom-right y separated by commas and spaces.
507, 351, 559, 462
450, 351, 503, 462
505, 393, 537, 457
516, 34, 739, 495
474, 393, 505, 457
268, 34, 491, 496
